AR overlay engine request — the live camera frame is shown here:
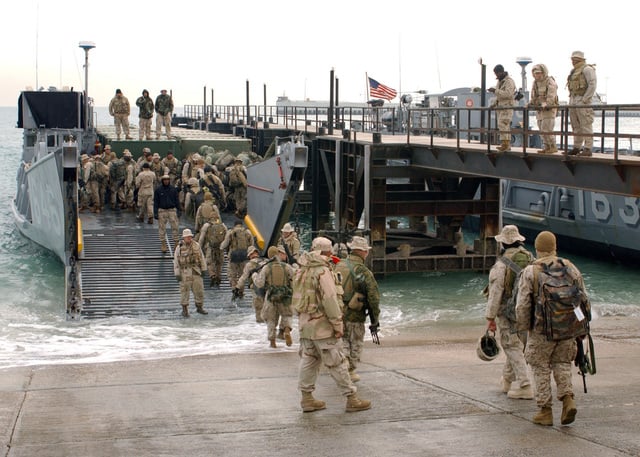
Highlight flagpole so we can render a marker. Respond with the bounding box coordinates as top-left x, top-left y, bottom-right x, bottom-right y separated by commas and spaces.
365, 72, 369, 101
